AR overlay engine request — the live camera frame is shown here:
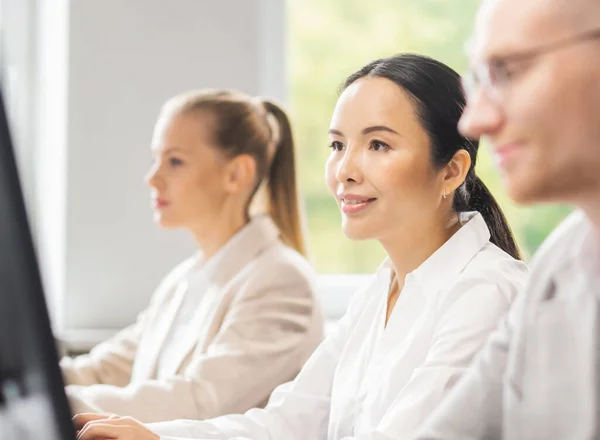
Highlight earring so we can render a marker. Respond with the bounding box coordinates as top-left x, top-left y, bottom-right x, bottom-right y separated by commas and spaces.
443, 188, 447, 199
